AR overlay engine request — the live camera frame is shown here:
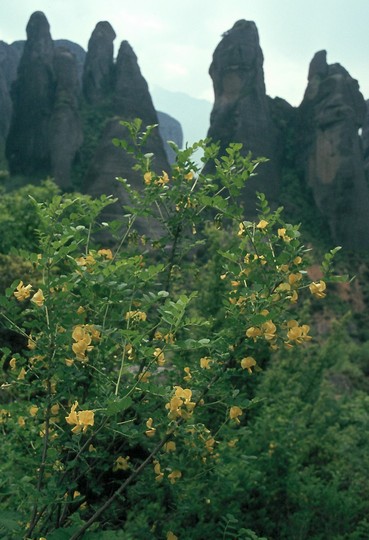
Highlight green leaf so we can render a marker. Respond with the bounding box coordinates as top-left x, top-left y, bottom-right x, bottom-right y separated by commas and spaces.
106, 396, 133, 416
